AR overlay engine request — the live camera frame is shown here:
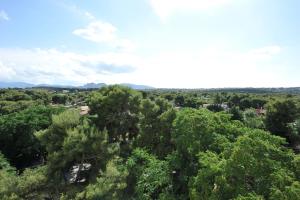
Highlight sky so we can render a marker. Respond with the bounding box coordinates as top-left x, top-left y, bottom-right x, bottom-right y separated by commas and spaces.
0, 0, 300, 88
